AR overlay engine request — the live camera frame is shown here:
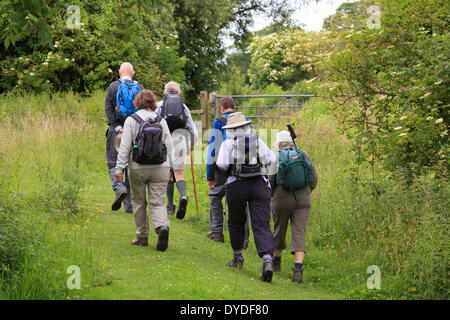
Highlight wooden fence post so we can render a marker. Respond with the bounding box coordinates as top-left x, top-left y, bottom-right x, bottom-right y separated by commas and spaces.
200, 91, 208, 131
209, 92, 217, 126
